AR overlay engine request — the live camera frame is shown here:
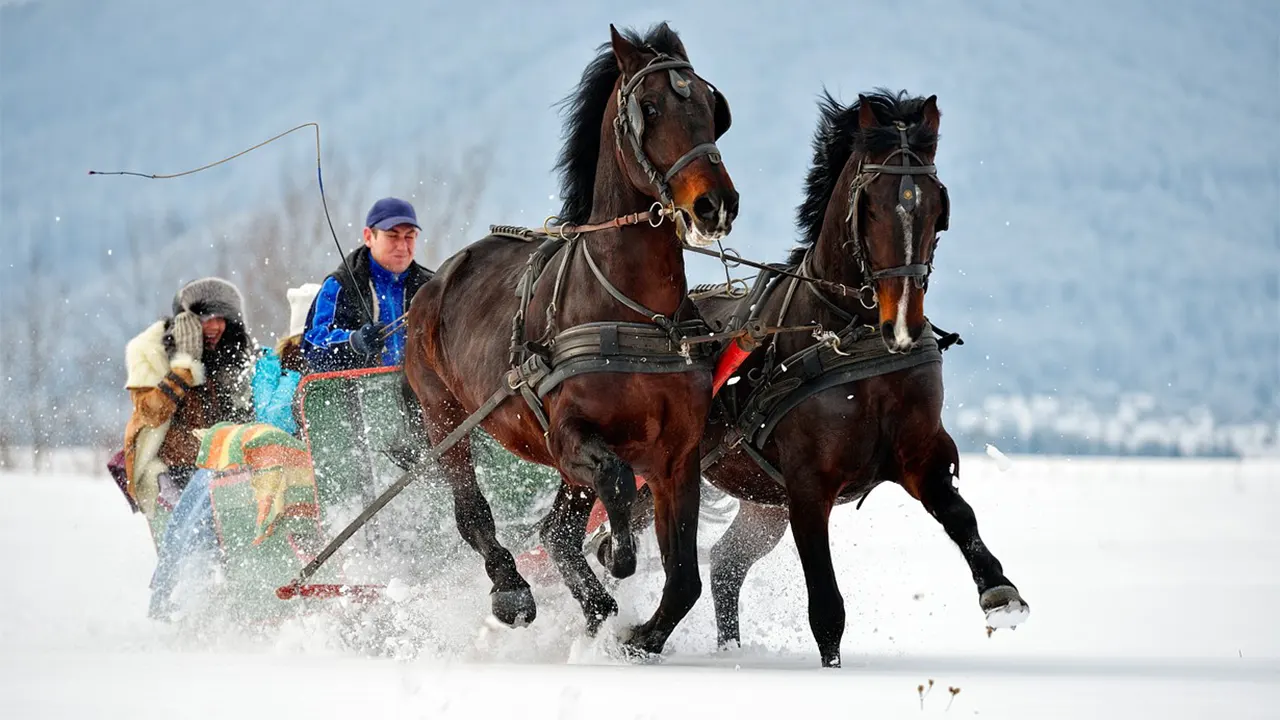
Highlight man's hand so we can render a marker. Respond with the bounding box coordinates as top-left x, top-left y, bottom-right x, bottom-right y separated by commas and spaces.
171, 311, 204, 361
349, 322, 387, 358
